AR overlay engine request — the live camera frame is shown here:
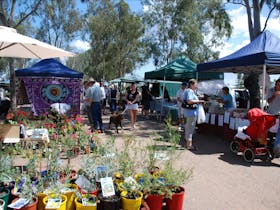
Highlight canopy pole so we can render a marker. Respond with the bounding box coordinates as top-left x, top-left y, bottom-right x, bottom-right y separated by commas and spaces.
261, 64, 266, 110
160, 75, 166, 121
